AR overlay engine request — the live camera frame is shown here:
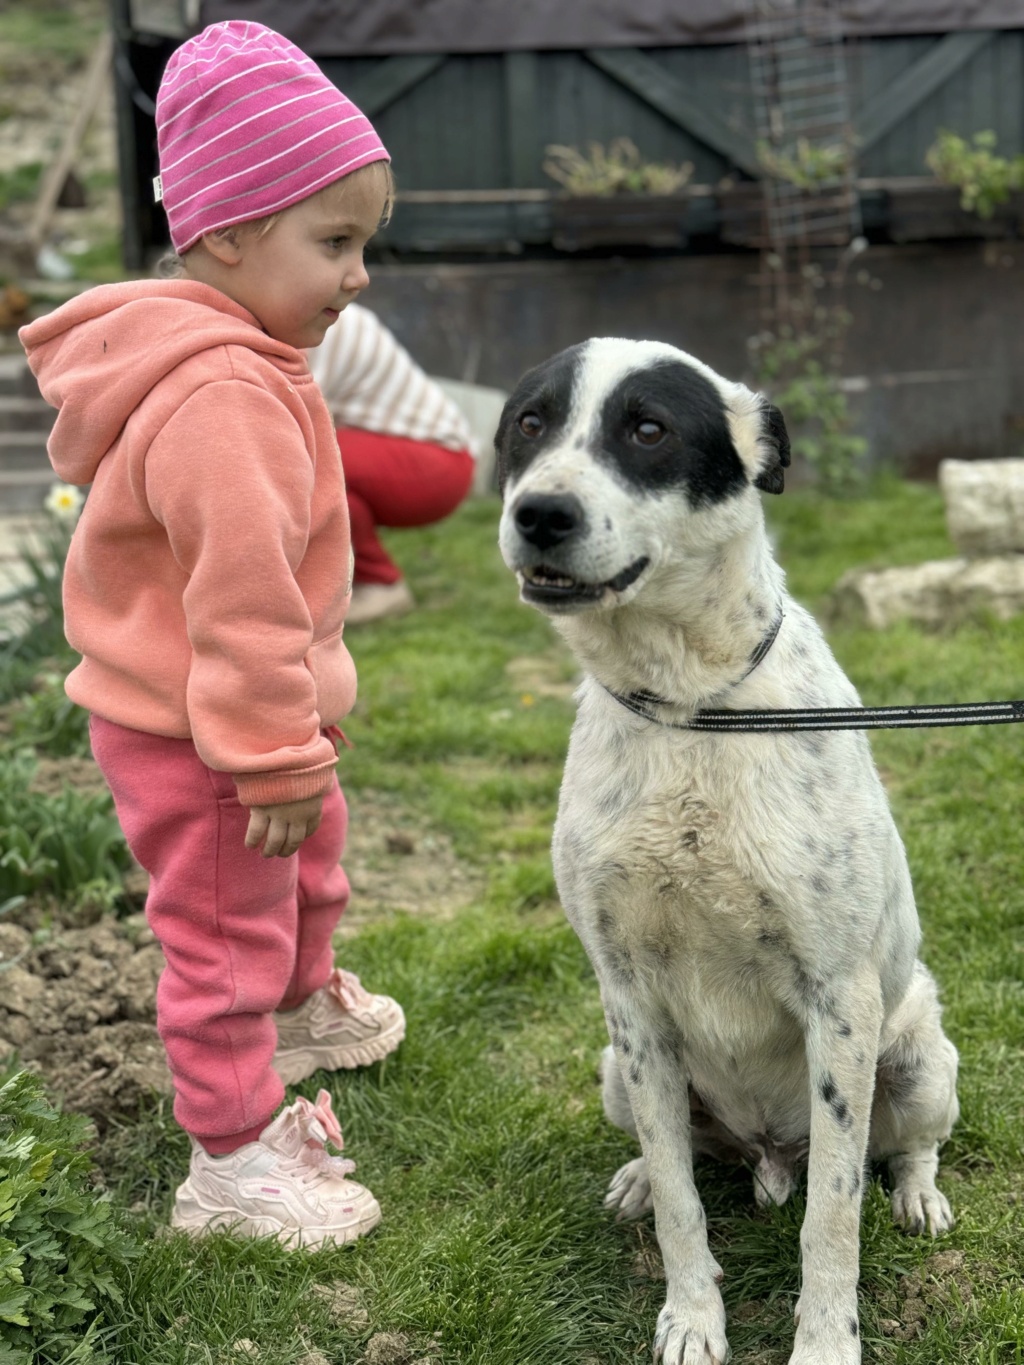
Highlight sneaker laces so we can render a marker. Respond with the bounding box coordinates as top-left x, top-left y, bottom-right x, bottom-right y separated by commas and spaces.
266, 1089, 357, 1181
324, 968, 375, 1015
